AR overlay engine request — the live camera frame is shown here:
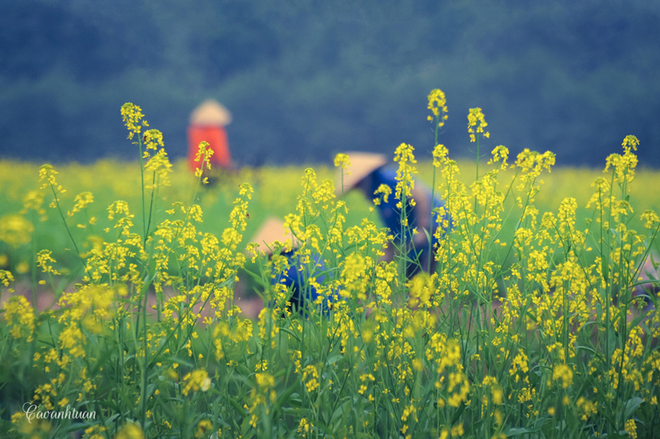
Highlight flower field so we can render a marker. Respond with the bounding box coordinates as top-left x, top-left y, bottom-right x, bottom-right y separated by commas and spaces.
1, 93, 659, 438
